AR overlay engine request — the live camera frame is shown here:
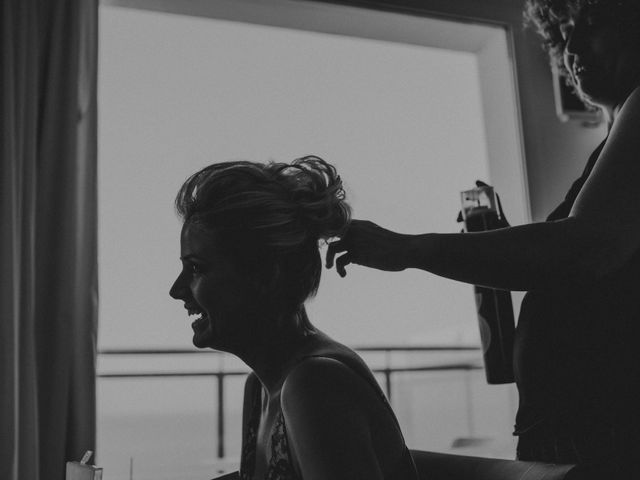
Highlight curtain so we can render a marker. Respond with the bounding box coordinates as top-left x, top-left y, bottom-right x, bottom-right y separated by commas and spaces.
1, 1, 99, 480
